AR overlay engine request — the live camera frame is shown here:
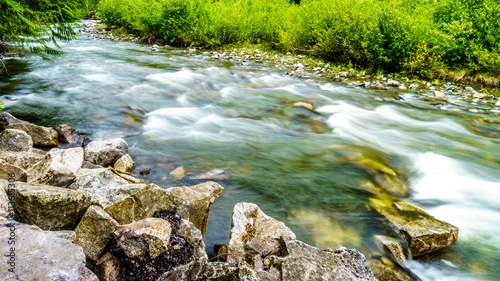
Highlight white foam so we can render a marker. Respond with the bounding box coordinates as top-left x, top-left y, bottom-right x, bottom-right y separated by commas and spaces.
82, 74, 111, 82
68, 46, 104, 51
